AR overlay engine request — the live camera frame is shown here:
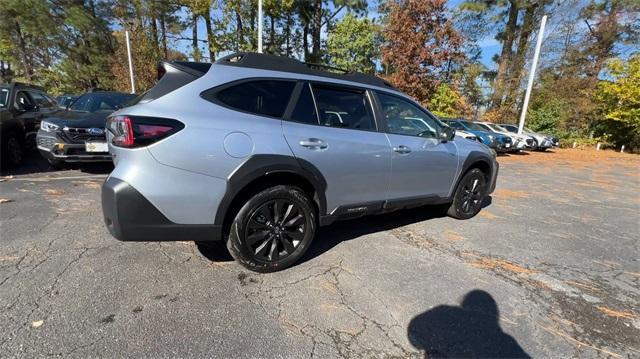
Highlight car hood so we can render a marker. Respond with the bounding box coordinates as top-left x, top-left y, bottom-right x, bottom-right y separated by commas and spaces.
43, 110, 113, 128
